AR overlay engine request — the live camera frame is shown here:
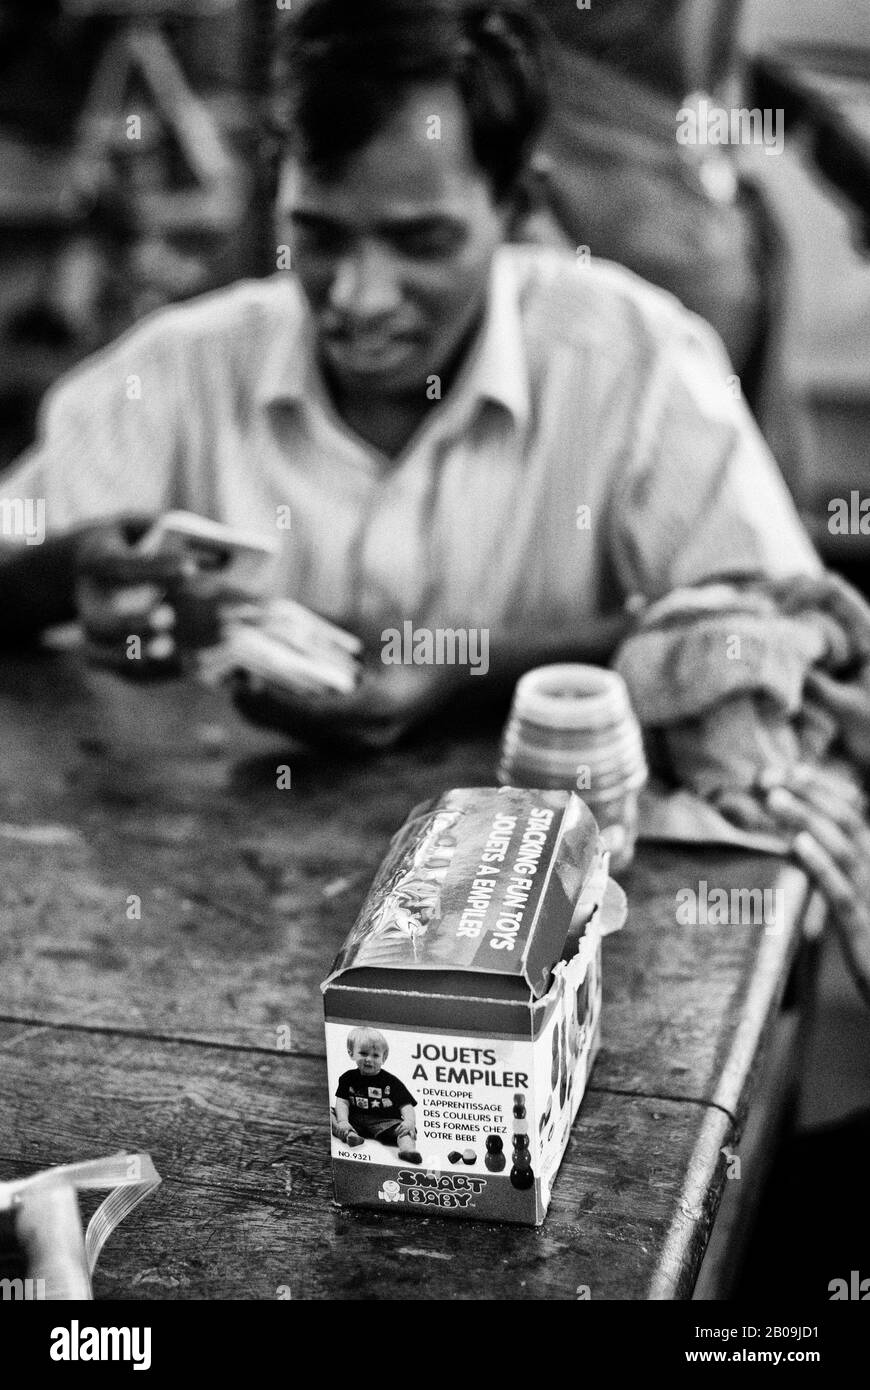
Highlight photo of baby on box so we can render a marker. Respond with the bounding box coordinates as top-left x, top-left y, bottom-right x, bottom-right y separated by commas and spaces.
331, 1027, 422, 1165
322, 787, 627, 1225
